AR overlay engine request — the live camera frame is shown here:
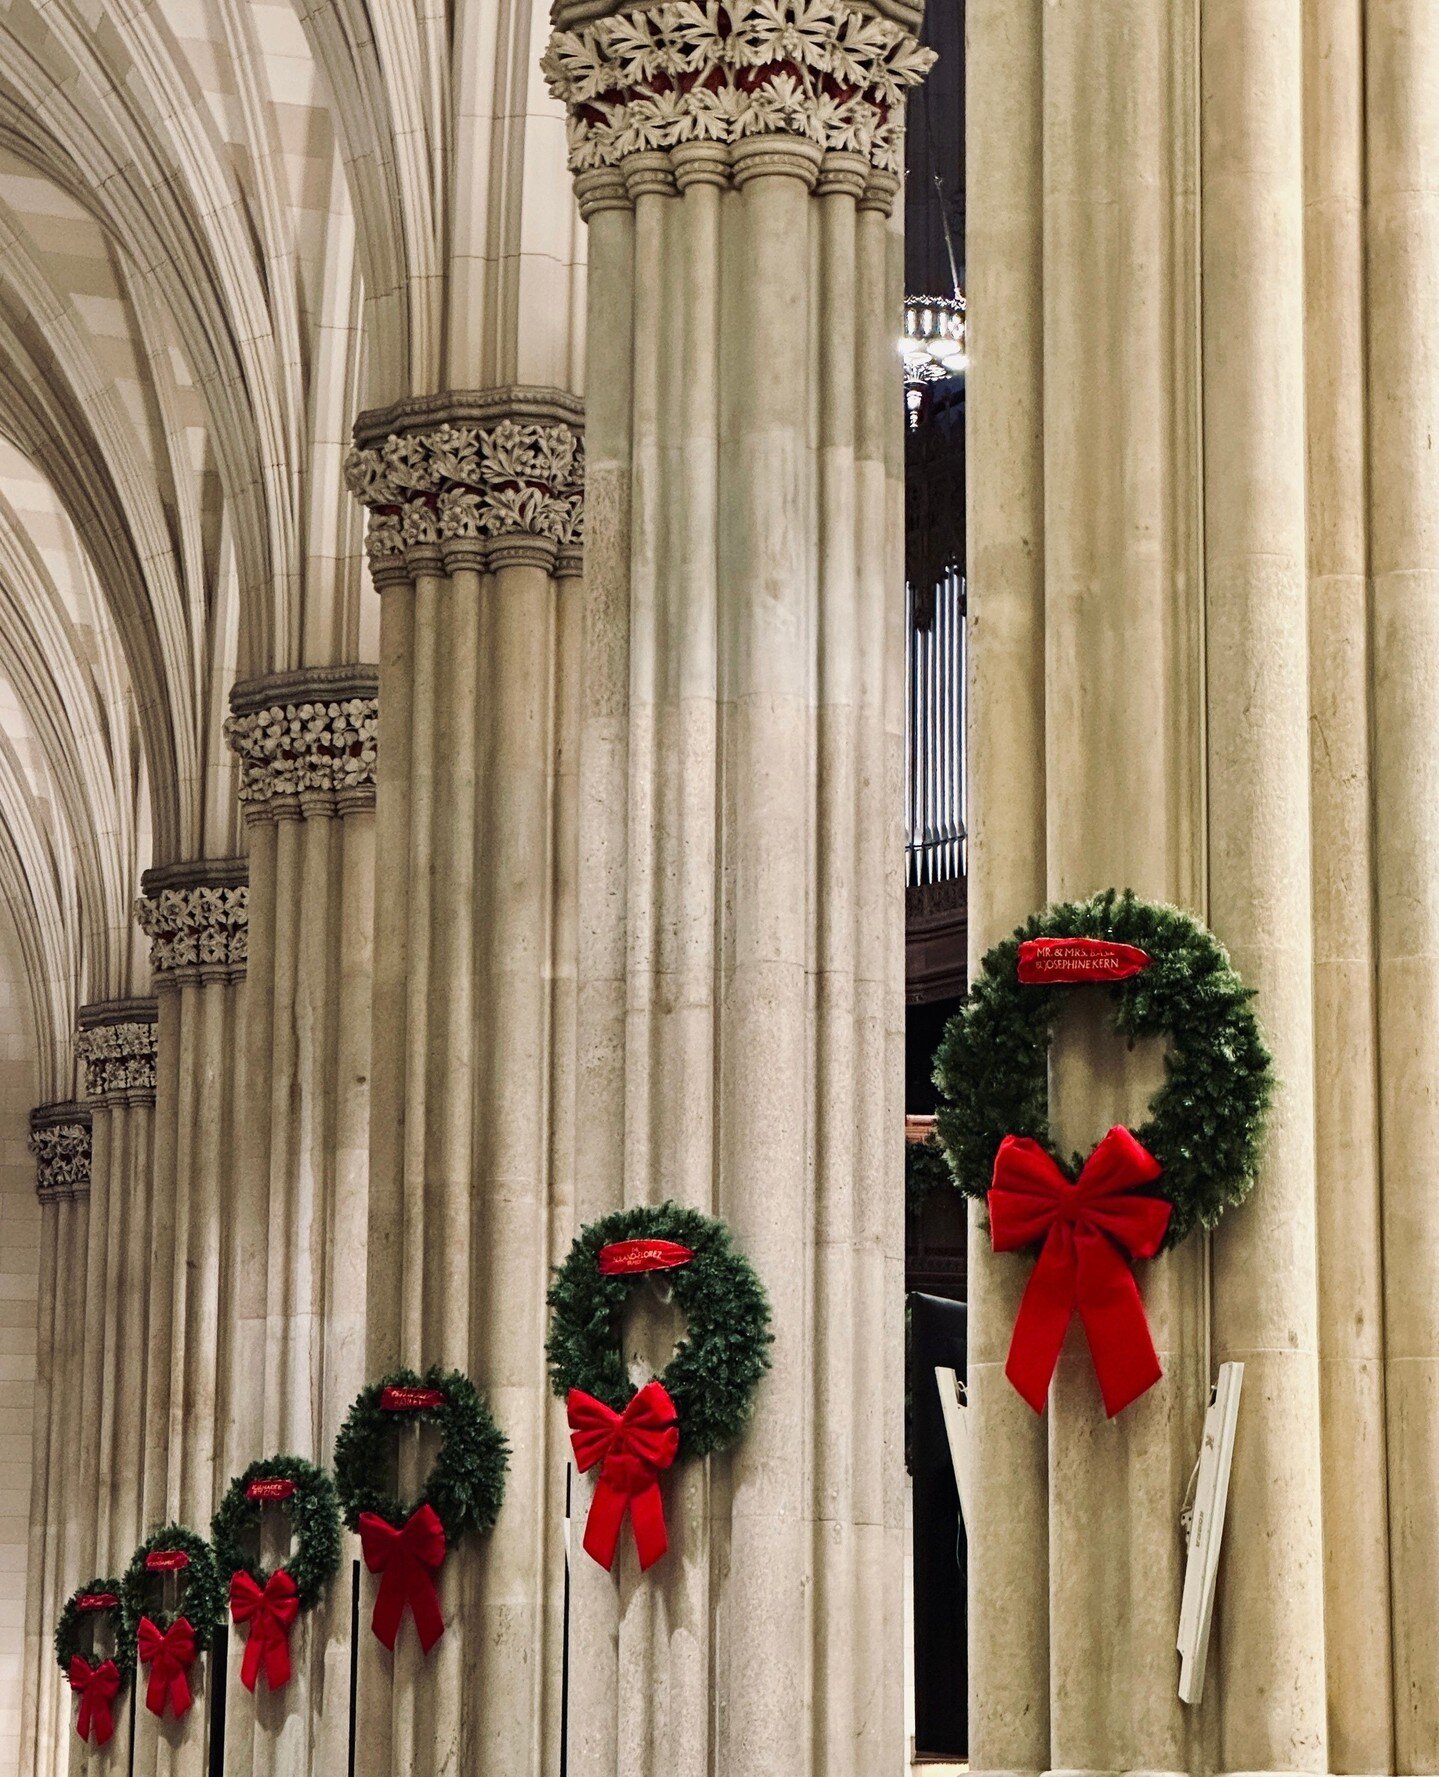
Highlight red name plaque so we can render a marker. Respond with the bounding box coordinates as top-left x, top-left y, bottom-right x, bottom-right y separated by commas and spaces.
381, 1386, 446, 1412
246, 1478, 297, 1503
76, 1593, 119, 1613
145, 1550, 191, 1573
1017, 937, 1152, 985
598, 1239, 694, 1276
